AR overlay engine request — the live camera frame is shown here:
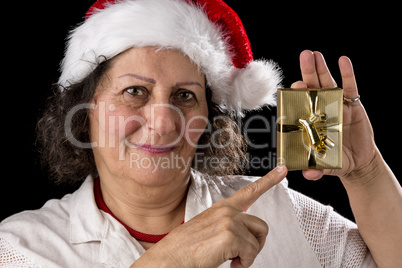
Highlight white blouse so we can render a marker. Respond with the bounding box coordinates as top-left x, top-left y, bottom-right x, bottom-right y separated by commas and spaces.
0, 170, 377, 267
